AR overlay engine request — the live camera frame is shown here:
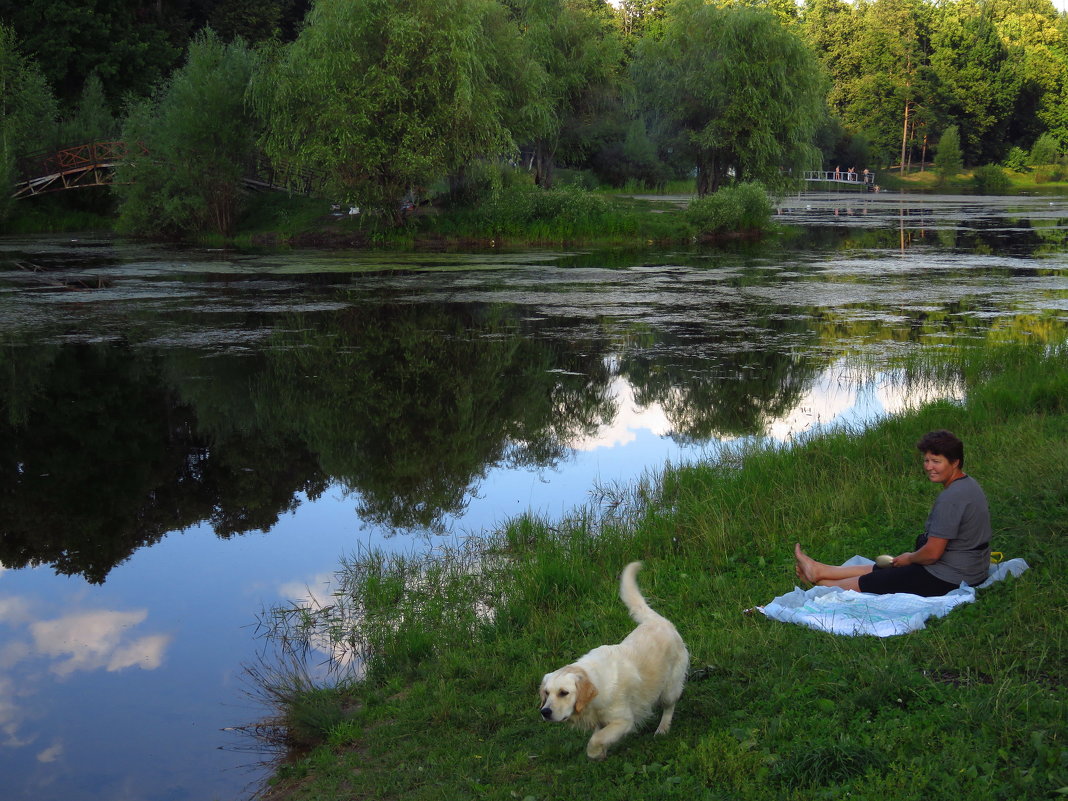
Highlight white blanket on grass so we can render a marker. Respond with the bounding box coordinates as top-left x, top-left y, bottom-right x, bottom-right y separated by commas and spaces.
759, 557, 1029, 637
